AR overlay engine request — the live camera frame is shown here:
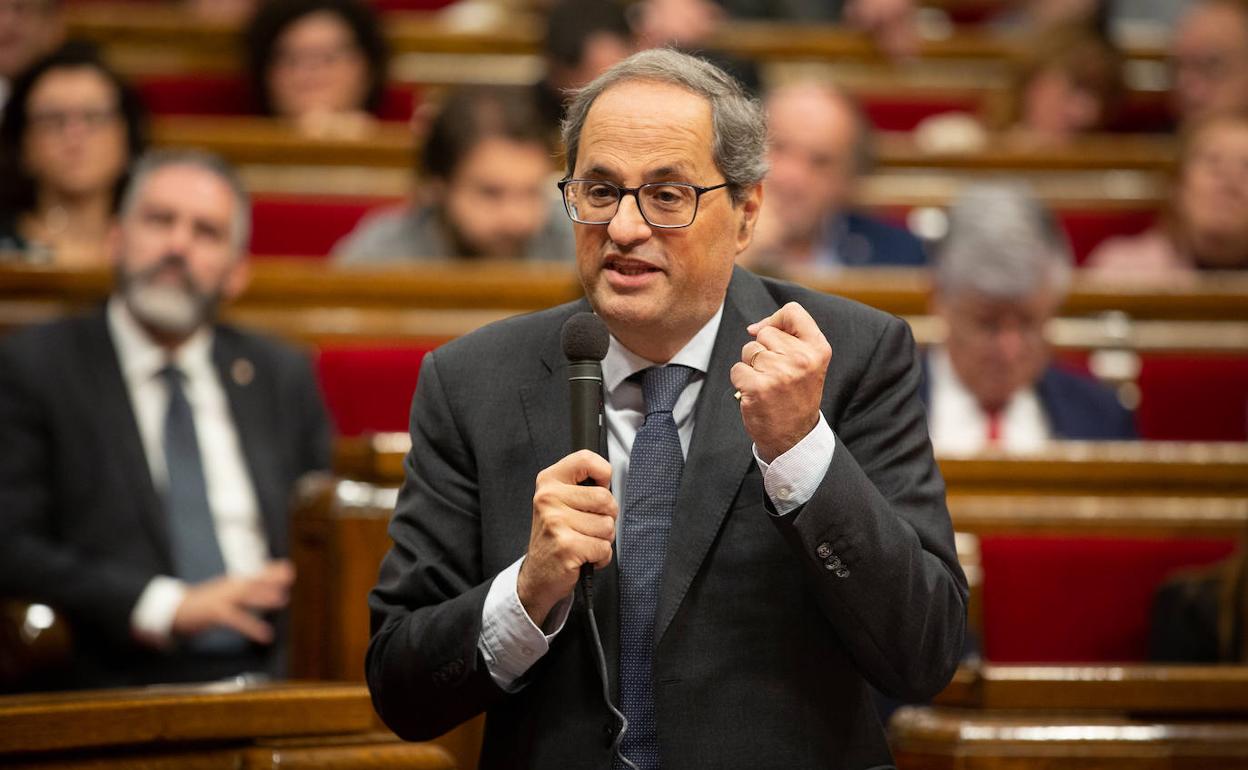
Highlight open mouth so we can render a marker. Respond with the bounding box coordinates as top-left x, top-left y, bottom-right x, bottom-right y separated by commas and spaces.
605, 256, 661, 276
